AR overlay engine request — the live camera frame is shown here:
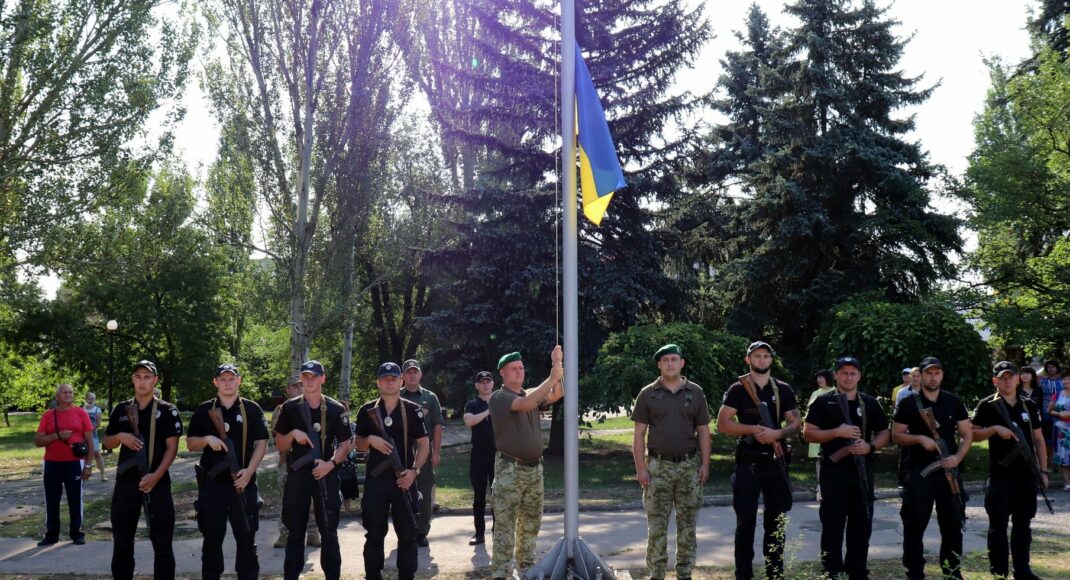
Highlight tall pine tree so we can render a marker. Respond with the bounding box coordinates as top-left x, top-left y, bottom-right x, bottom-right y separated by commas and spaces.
694, 0, 961, 373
